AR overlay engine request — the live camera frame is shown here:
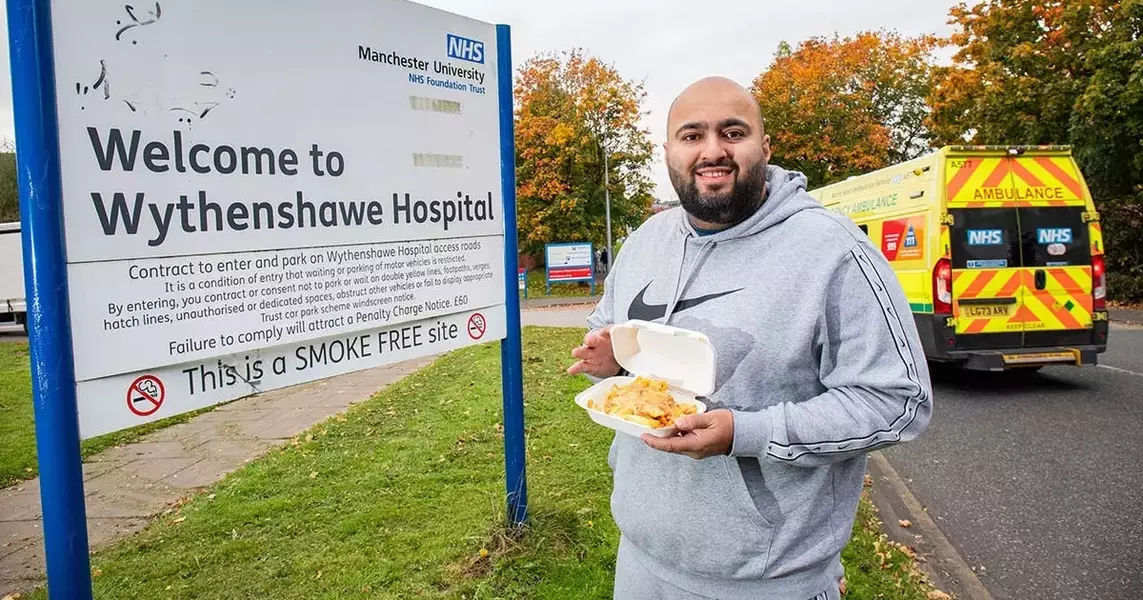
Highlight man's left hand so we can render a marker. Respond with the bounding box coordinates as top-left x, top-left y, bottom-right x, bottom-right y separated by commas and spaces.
641, 409, 735, 460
